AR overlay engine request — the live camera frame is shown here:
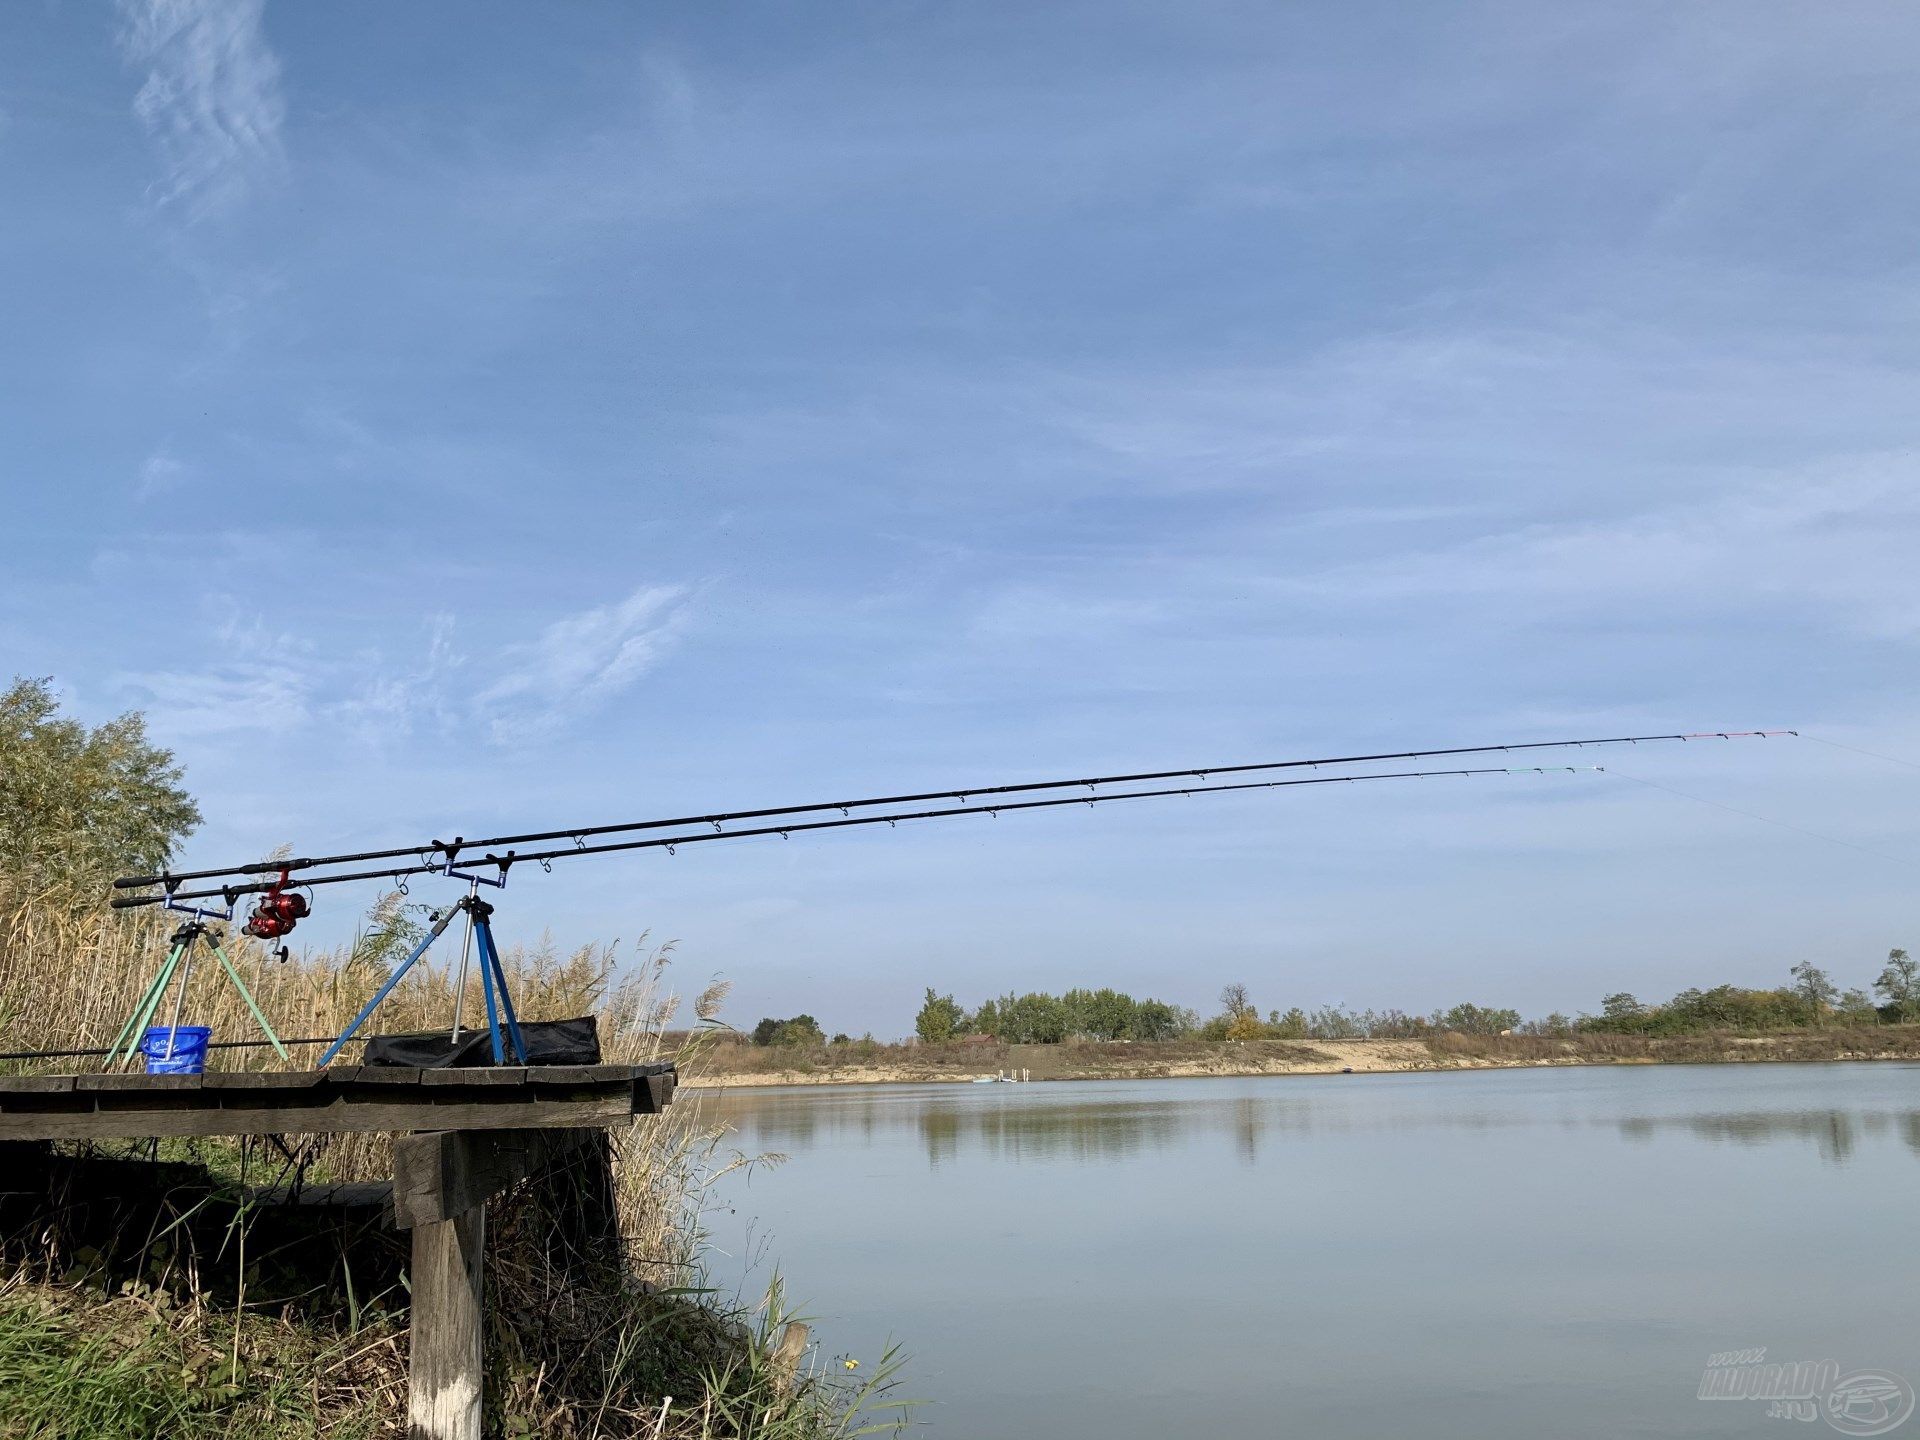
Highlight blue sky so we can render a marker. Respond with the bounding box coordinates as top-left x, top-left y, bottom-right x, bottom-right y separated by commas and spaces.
5, 0, 1920, 1035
